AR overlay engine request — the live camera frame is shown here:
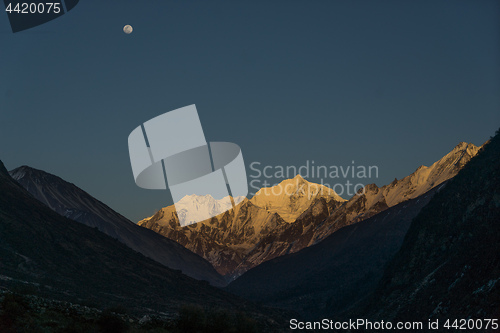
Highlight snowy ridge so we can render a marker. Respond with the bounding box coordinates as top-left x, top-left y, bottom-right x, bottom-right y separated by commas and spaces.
137, 176, 343, 277
139, 141, 481, 279
229, 142, 483, 276
350, 142, 480, 211
310, 141, 482, 243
